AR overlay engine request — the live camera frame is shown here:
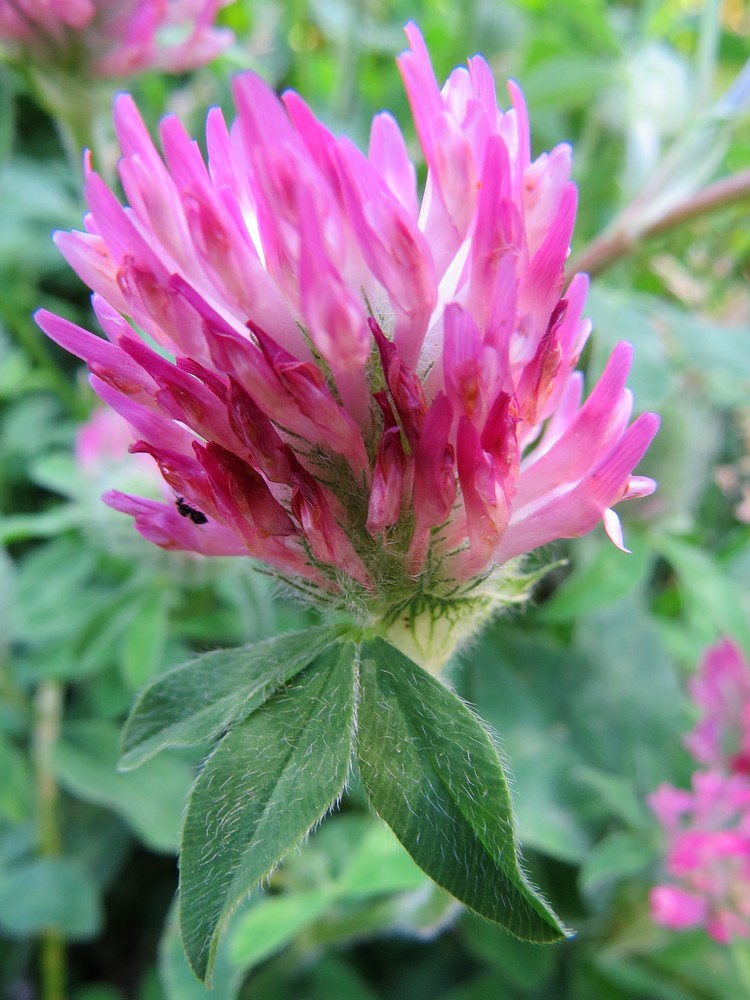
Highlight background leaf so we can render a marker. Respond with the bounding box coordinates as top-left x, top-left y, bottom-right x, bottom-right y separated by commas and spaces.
54, 720, 194, 853
0, 856, 101, 939
228, 890, 331, 970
